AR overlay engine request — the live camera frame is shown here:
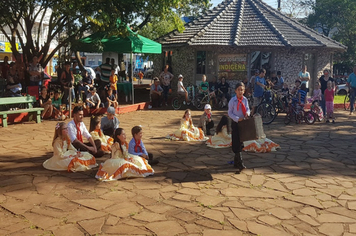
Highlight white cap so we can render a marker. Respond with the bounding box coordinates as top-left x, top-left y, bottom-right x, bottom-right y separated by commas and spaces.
204, 104, 211, 110
178, 74, 183, 78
